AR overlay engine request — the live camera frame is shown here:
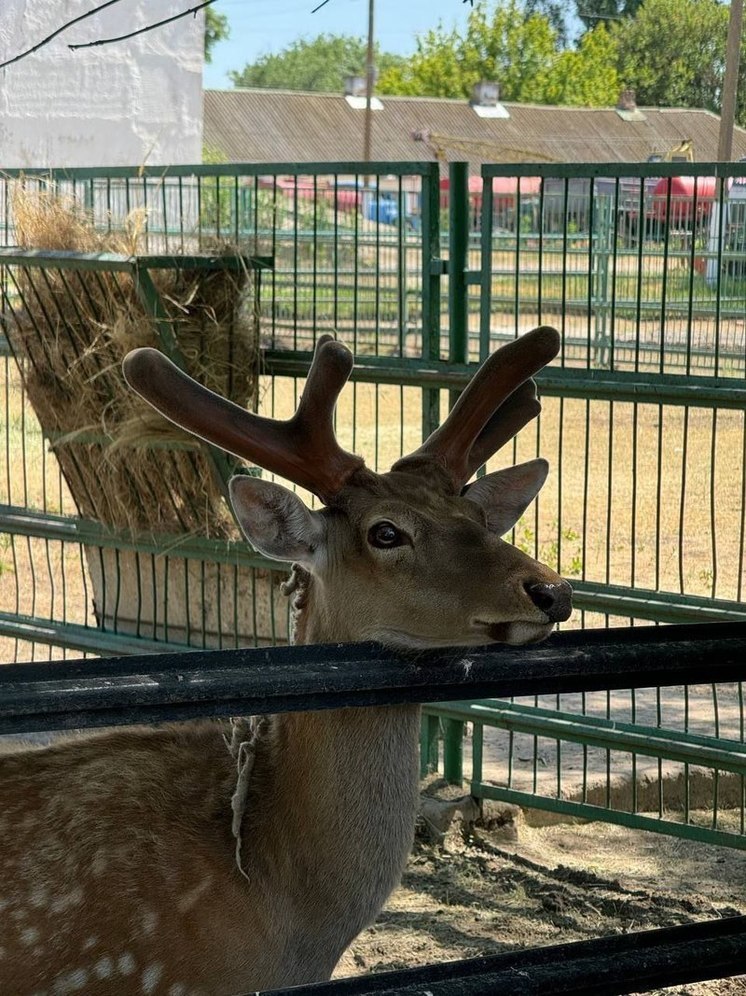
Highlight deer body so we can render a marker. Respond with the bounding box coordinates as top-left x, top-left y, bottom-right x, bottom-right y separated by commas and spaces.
0, 329, 572, 993
0, 707, 420, 992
